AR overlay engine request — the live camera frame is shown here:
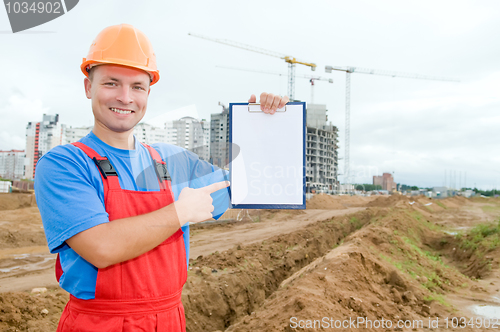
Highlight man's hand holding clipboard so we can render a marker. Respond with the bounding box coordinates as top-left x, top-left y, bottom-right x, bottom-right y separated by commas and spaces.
248, 93, 290, 114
